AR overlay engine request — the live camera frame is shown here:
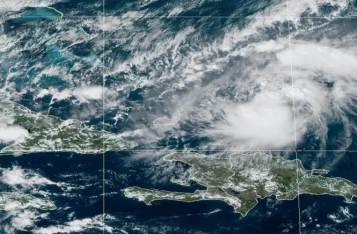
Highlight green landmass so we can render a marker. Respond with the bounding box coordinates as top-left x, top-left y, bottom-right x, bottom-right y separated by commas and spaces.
0, 192, 56, 210
123, 152, 357, 216
0, 94, 136, 154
